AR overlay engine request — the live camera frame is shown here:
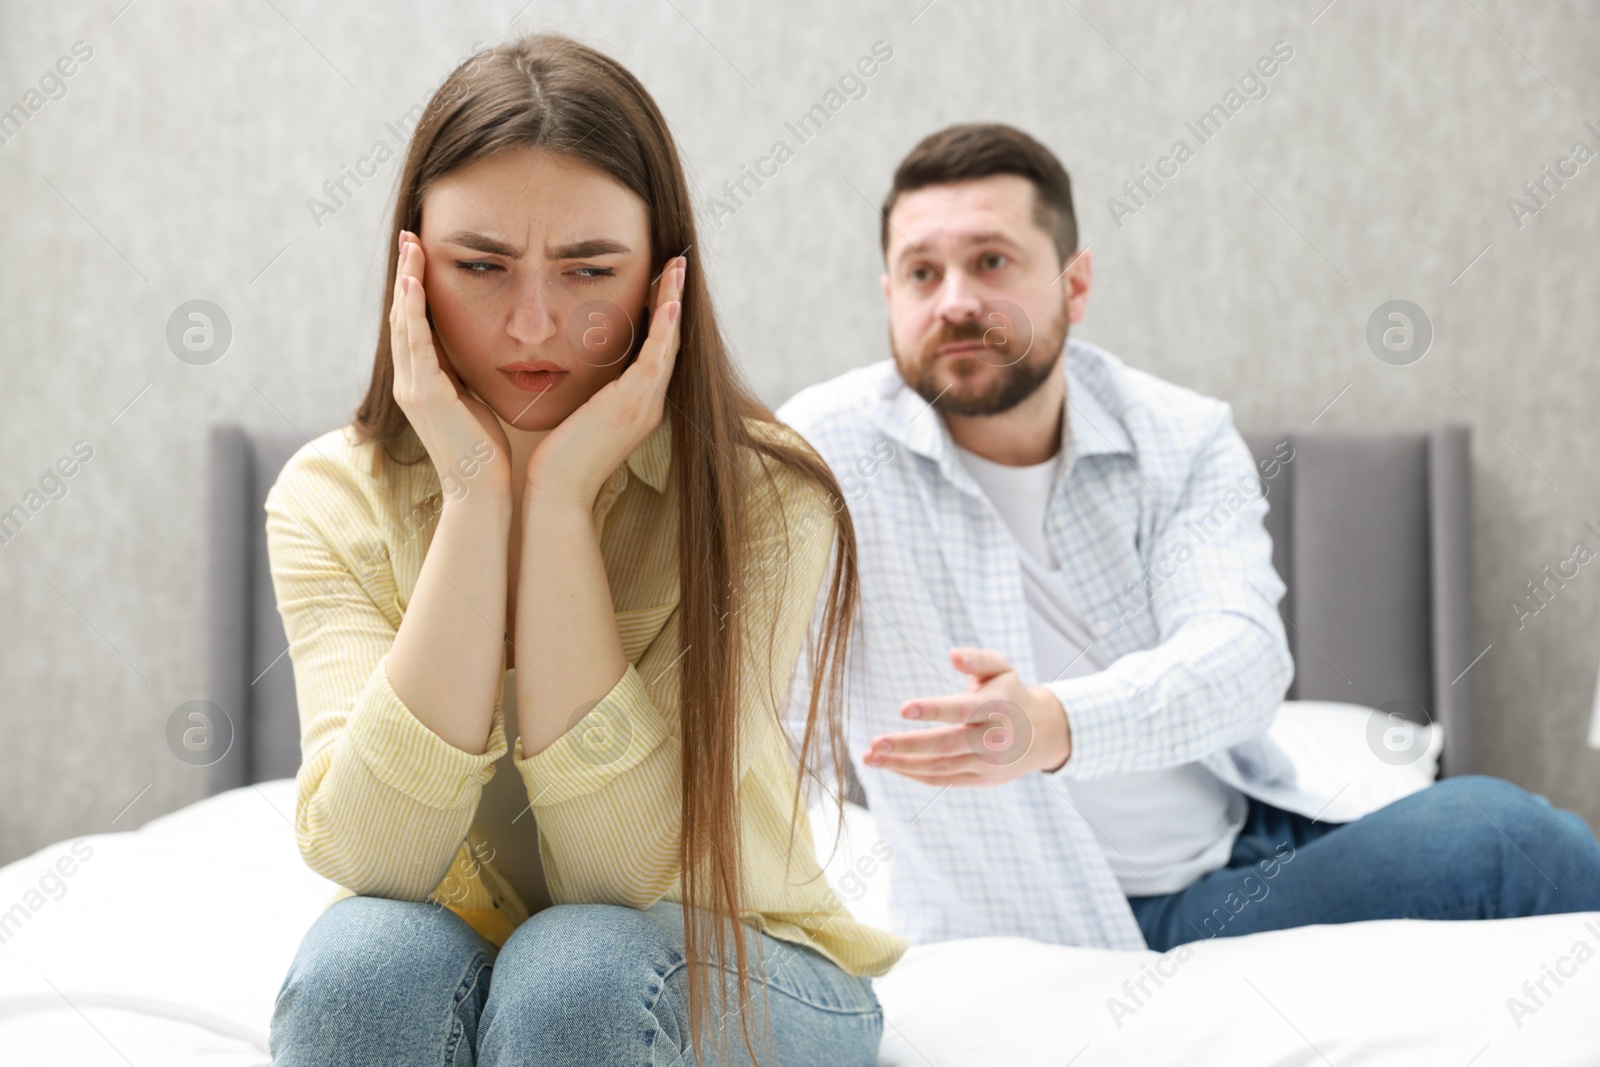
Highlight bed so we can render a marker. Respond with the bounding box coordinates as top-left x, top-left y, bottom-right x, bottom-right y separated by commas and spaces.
3, 422, 1597, 1065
